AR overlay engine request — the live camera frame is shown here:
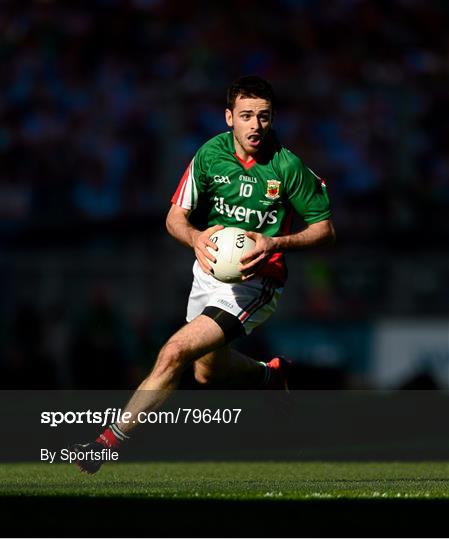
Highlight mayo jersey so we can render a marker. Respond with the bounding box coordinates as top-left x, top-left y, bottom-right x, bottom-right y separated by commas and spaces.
171, 130, 331, 283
